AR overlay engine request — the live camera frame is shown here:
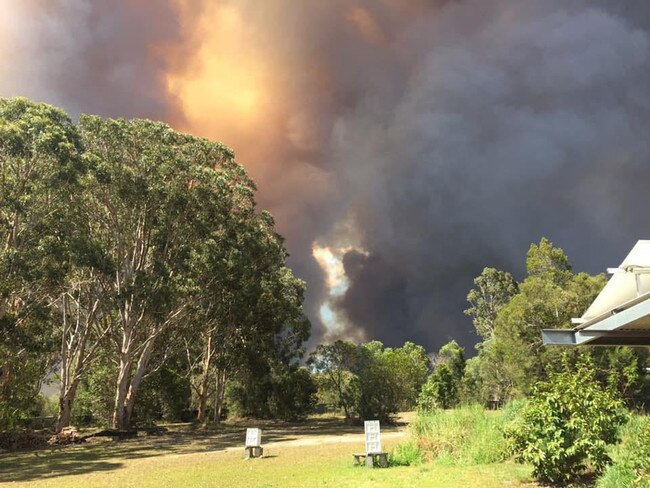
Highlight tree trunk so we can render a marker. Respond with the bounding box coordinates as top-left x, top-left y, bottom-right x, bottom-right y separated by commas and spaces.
196, 334, 212, 424
213, 368, 226, 423
112, 348, 132, 430
122, 336, 157, 428
56, 379, 80, 432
